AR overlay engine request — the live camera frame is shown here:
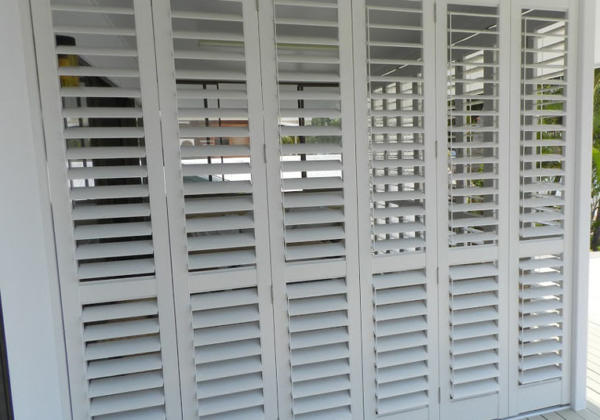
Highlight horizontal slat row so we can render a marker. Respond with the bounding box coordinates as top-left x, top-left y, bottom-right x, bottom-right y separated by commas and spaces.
448, 262, 499, 400
192, 288, 265, 419
368, 0, 426, 256
83, 299, 166, 418
447, 6, 500, 249
373, 270, 430, 415
275, 1, 346, 263
171, 1, 257, 272
517, 9, 568, 387
287, 277, 352, 419
52, 0, 156, 282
